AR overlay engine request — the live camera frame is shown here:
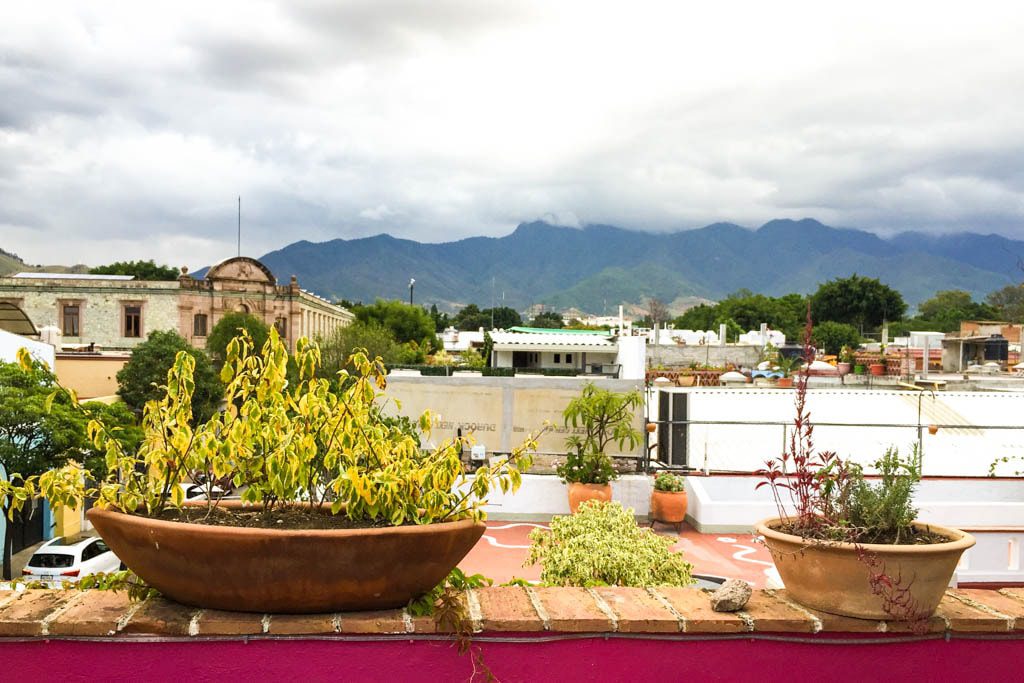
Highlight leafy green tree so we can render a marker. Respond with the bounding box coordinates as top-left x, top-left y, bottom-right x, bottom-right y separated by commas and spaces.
116, 330, 222, 422
0, 358, 86, 579
811, 274, 906, 333
986, 284, 1024, 322
429, 304, 450, 332
811, 321, 862, 355
205, 313, 271, 366
89, 260, 180, 280
913, 290, 996, 333
673, 304, 717, 330
480, 331, 494, 367
529, 311, 564, 329
351, 300, 438, 348
319, 321, 405, 377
